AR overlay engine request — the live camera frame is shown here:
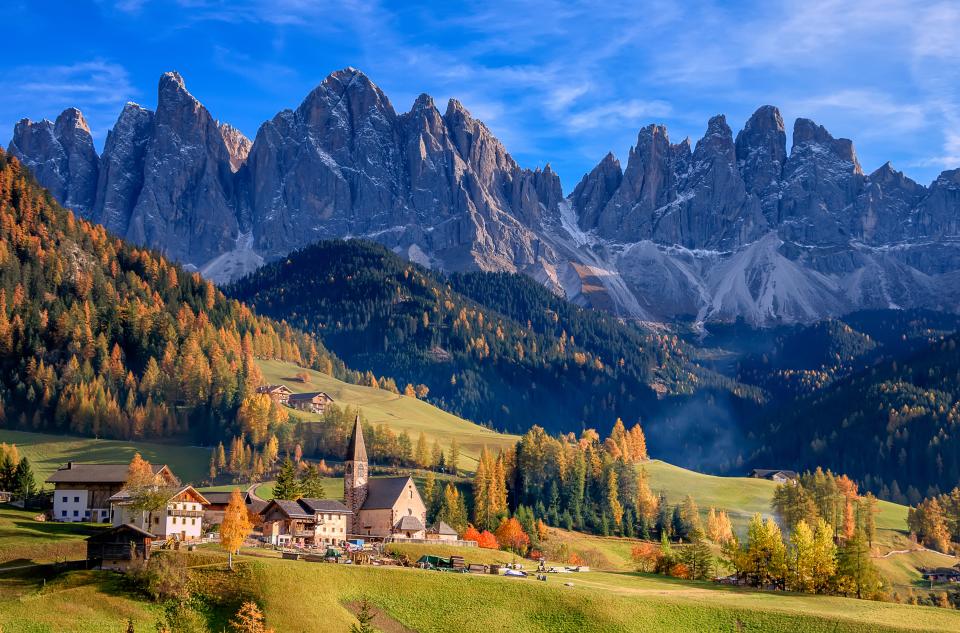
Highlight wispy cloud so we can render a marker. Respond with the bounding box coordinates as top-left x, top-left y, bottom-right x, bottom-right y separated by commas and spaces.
0, 60, 135, 143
